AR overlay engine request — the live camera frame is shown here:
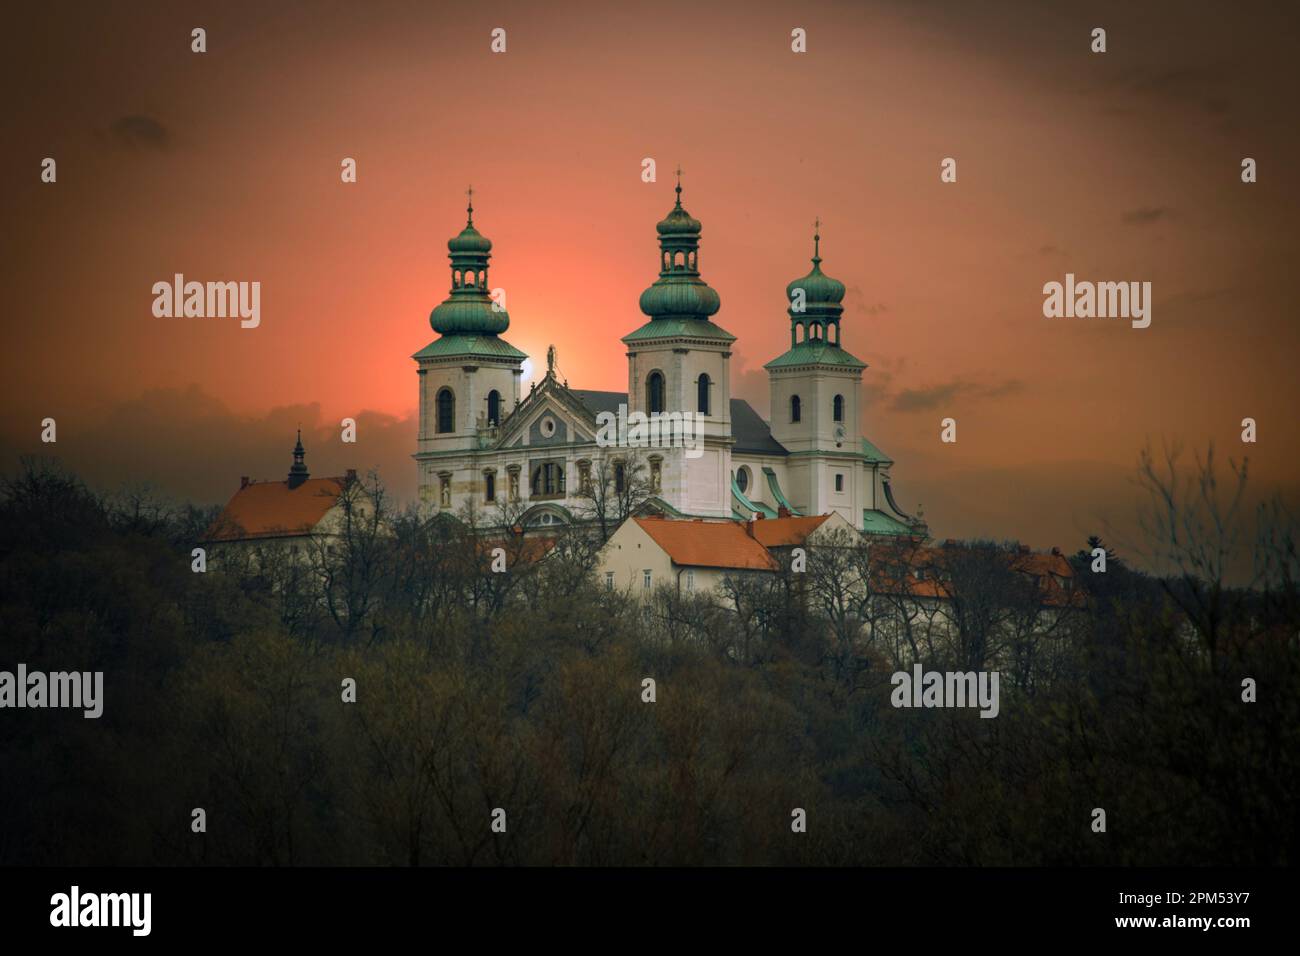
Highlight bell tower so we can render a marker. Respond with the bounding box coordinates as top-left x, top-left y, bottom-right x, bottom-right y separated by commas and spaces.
414, 191, 527, 503
765, 223, 867, 521
621, 172, 735, 516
